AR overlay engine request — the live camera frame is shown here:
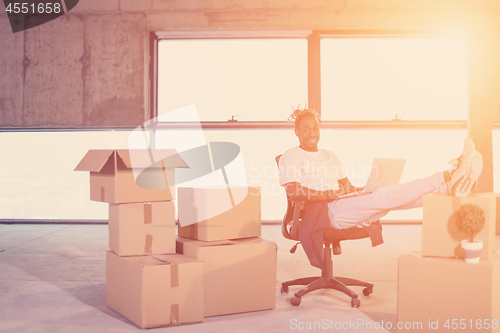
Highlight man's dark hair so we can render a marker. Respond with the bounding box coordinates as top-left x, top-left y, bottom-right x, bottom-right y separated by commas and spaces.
288, 105, 321, 129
